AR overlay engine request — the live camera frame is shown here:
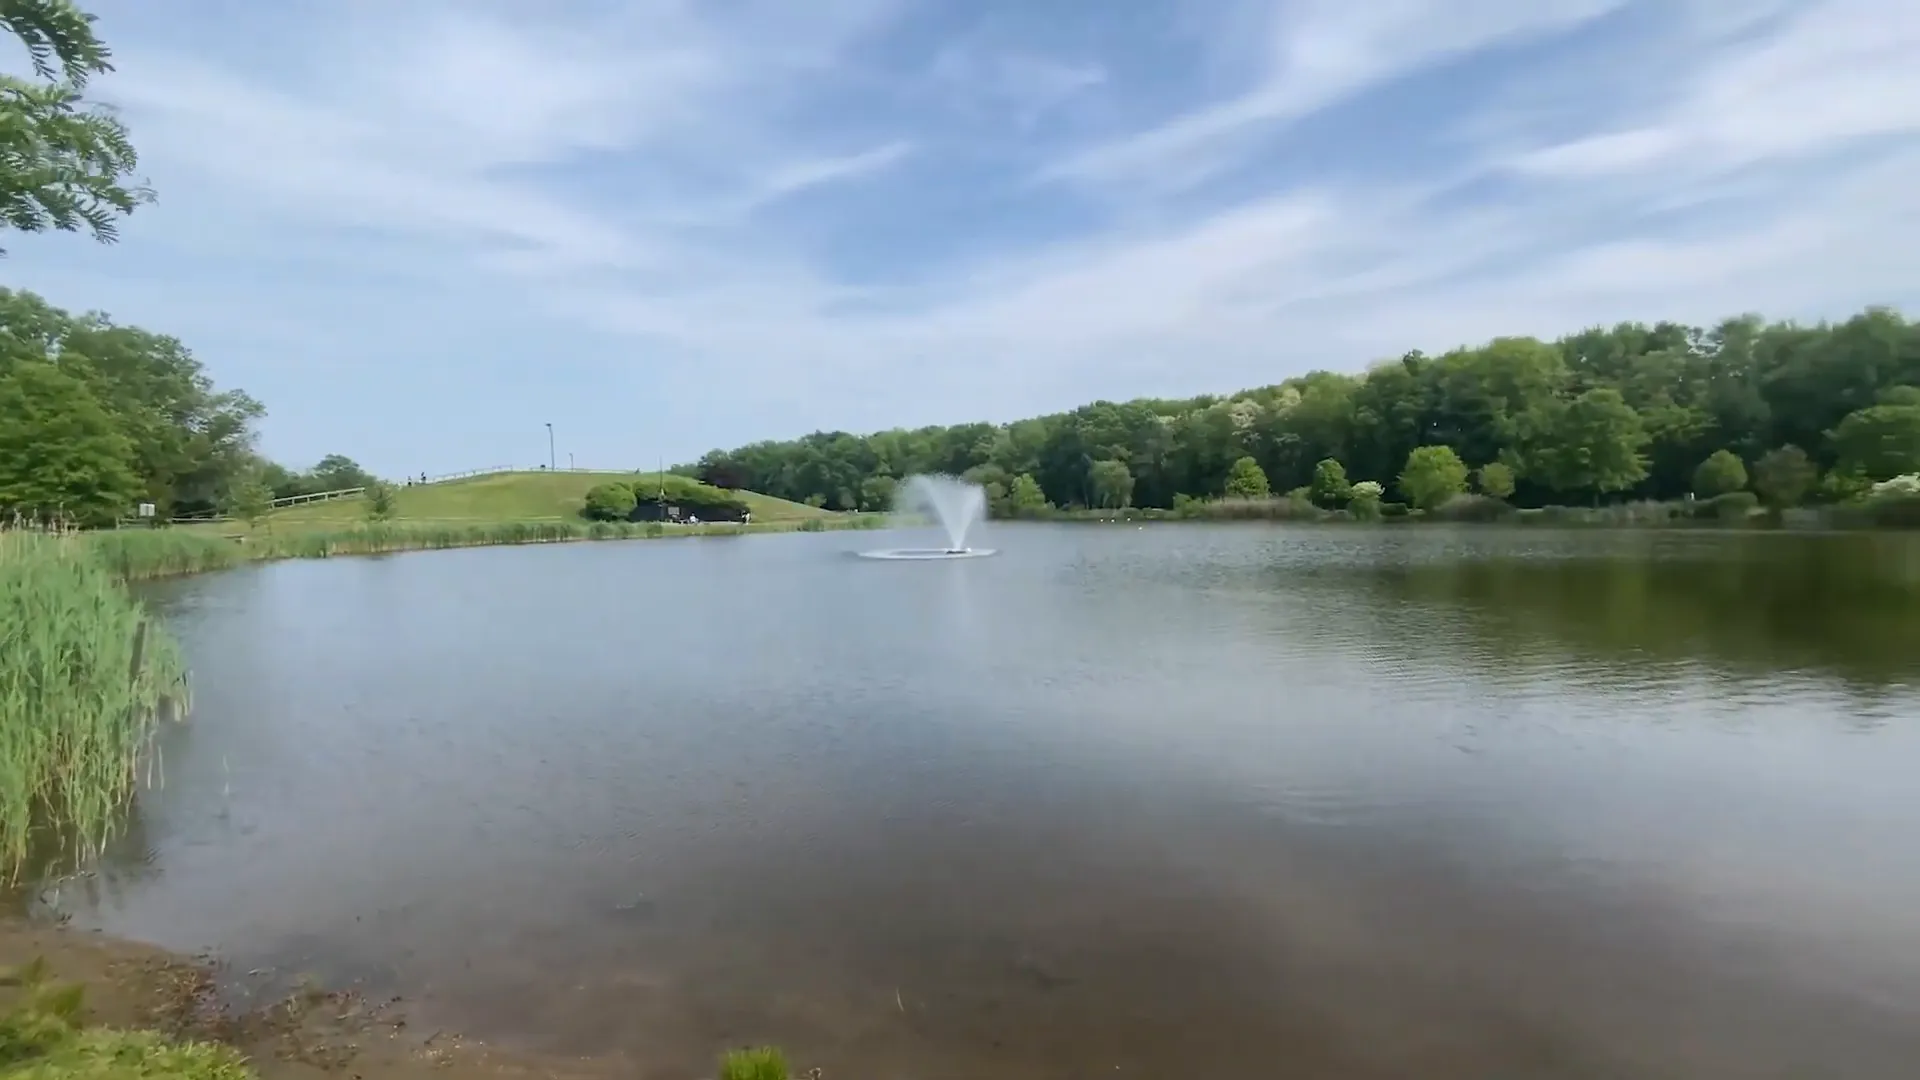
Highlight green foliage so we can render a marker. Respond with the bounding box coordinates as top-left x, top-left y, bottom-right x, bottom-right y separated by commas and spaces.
1087, 458, 1133, 509
1430, 494, 1518, 522
0, 533, 187, 879
362, 480, 396, 522
1707, 490, 1760, 521
0, 960, 250, 1078
0, 0, 155, 254
1753, 445, 1816, 509
1004, 472, 1048, 516
581, 481, 637, 521
1692, 449, 1748, 498
1474, 461, 1516, 500
1222, 455, 1270, 499
718, 1047, 789, 1080
1818, 468, 1874, 504
1398, 445, 1469, 509
629, 473, 750, 517
858, 473, 895, 512
1, 289, 263, 519
0, 359, 137, 524
226, 472, 272, 530
1512, 388, 1648, 499
1829, 401, 1920, 480
1310, 458, 1350, 508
